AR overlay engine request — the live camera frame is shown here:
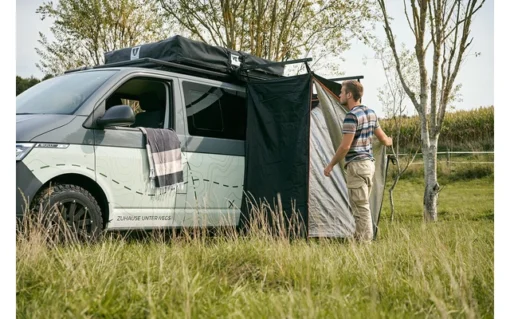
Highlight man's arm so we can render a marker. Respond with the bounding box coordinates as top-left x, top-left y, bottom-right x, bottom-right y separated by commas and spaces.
324, 133, 354, 177
374, 127, 393, 146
